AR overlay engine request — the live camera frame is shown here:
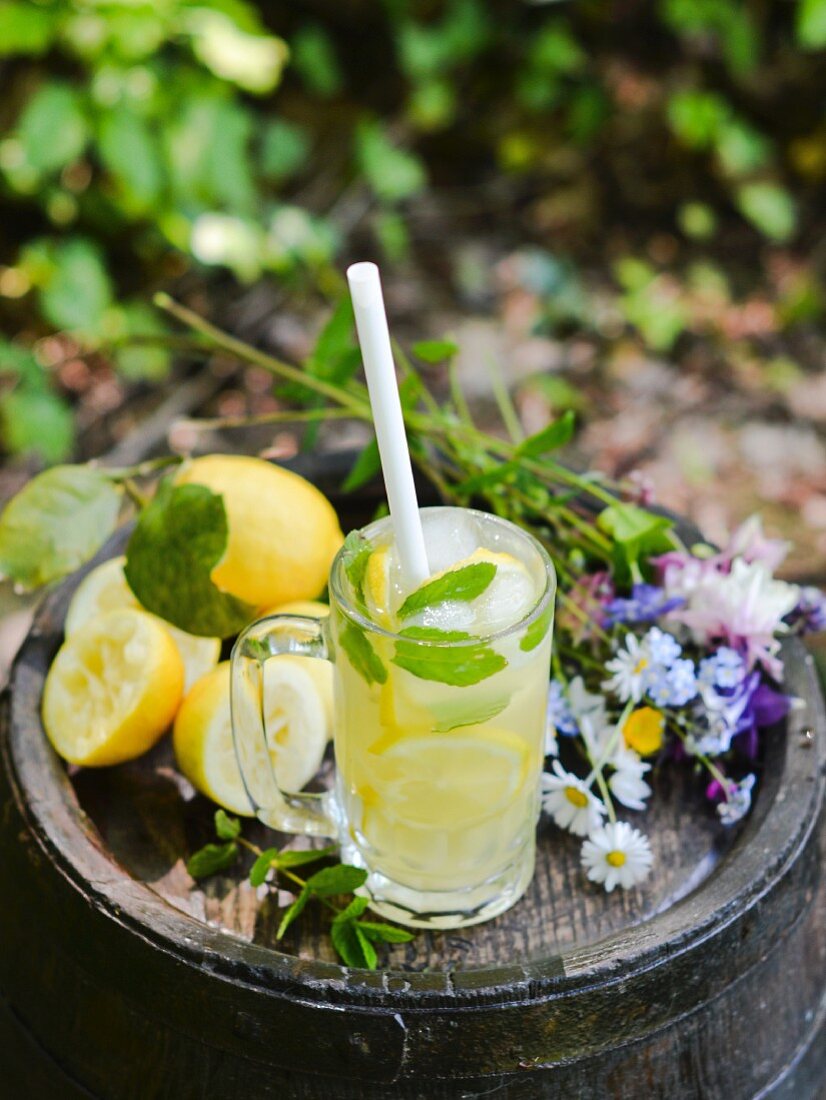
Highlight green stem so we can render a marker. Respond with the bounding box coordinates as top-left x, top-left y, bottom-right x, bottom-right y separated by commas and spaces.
487, 356, 523, 444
